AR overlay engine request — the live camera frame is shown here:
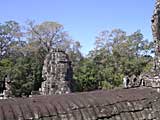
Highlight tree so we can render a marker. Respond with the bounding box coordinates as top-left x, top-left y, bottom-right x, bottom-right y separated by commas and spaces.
8, 56, 43, 97
0, 58, 13, 93
0, 21, 23, 60
26, 21, 82, 62
0, 20, 83, 96
74, 29, 153, 91
27, 21, 66, 52
0, 20, 153, 95
74, 59, 99, 91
